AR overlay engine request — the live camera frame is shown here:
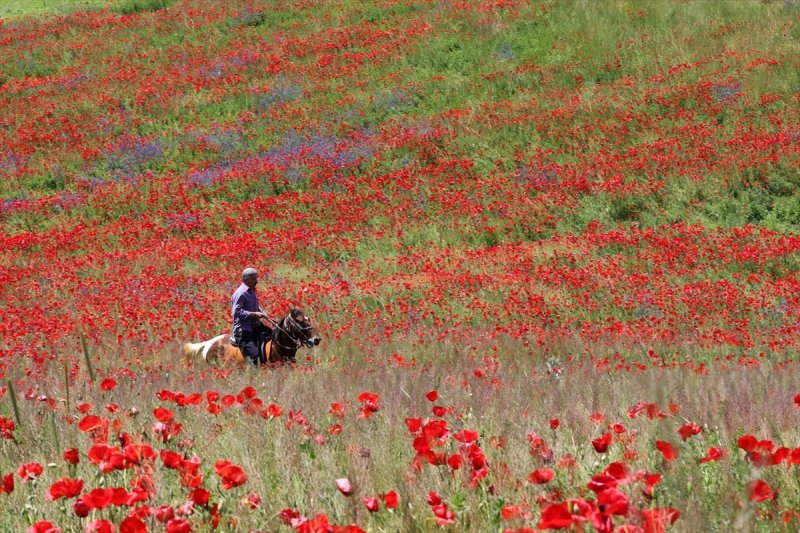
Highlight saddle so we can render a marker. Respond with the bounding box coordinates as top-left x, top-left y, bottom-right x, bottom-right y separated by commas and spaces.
230, 332, 272, 363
